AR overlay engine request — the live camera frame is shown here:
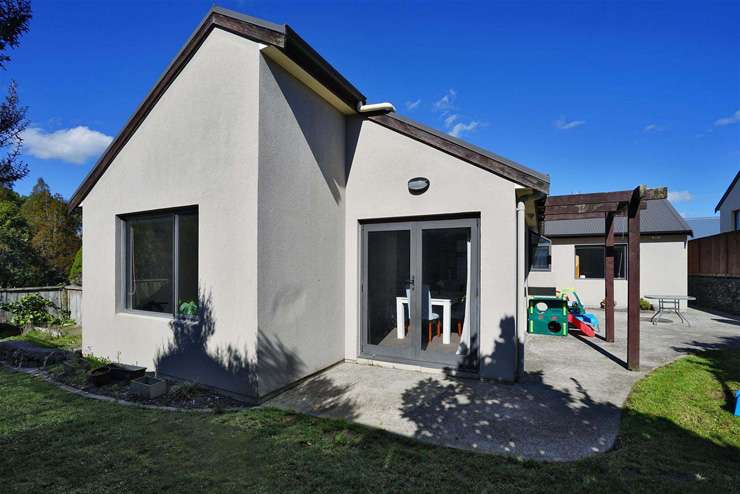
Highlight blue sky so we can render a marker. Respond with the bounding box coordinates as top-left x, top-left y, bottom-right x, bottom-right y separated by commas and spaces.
4, 0, 739, 217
